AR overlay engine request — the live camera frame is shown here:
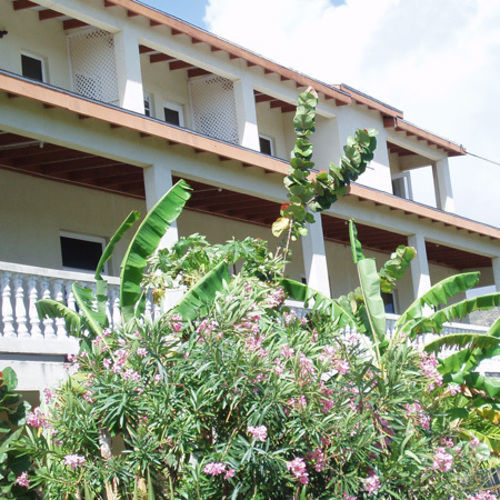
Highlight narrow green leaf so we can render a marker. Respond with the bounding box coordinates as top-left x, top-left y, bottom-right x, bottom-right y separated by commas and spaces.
120, 180, 192, 323
72, 282, 106, 337
424, 333, 499, 353
349, 220, 364, 264
357, 258, 386, 343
